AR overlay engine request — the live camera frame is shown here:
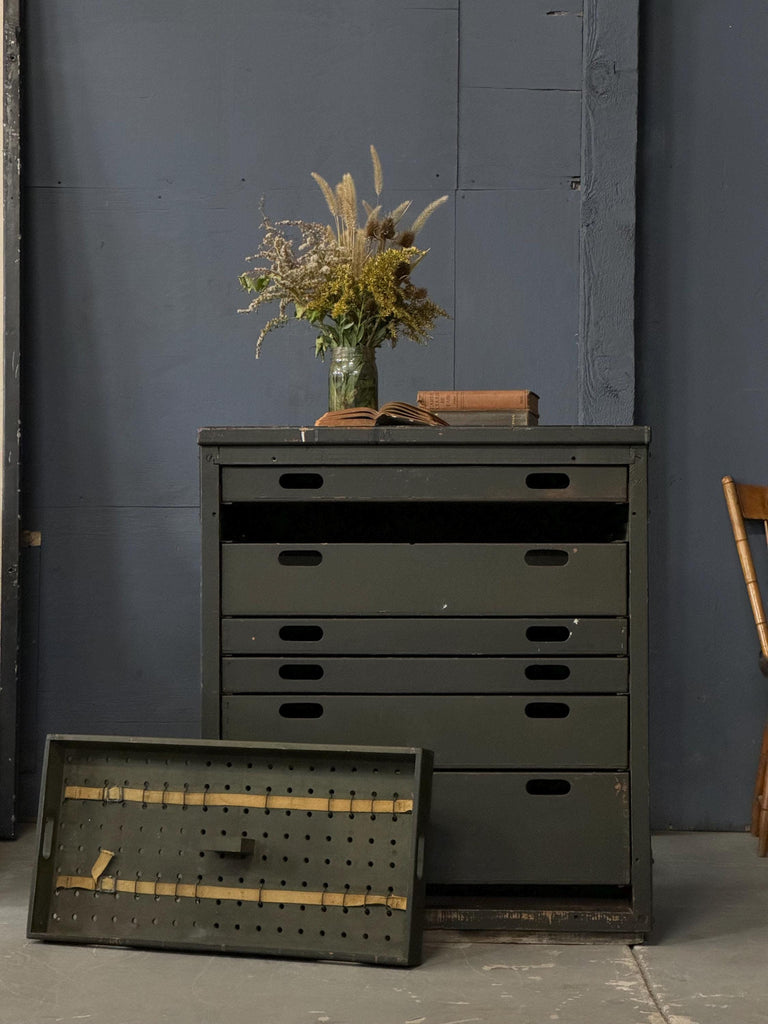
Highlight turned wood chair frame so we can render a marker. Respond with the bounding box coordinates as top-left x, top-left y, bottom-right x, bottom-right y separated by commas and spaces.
722, 475, 768, 855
